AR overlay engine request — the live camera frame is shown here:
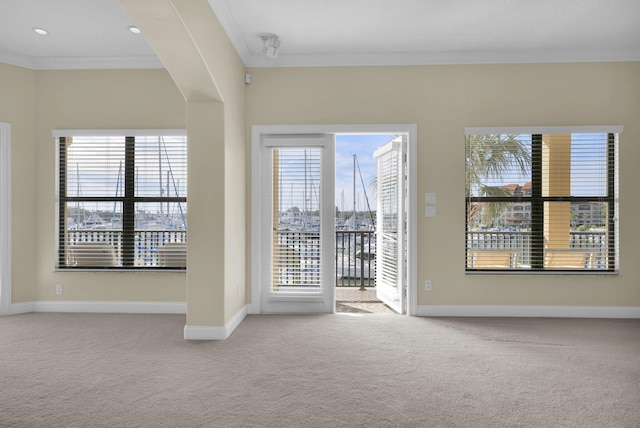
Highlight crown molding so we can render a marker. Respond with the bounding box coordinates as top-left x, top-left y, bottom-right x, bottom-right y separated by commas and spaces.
244, 48, 640, 68
0, 49, 164, 70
